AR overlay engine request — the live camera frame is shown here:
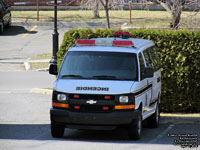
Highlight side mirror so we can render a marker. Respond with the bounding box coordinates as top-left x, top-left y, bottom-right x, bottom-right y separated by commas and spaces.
144, 66, 154, 78
49, 64, 58, 75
